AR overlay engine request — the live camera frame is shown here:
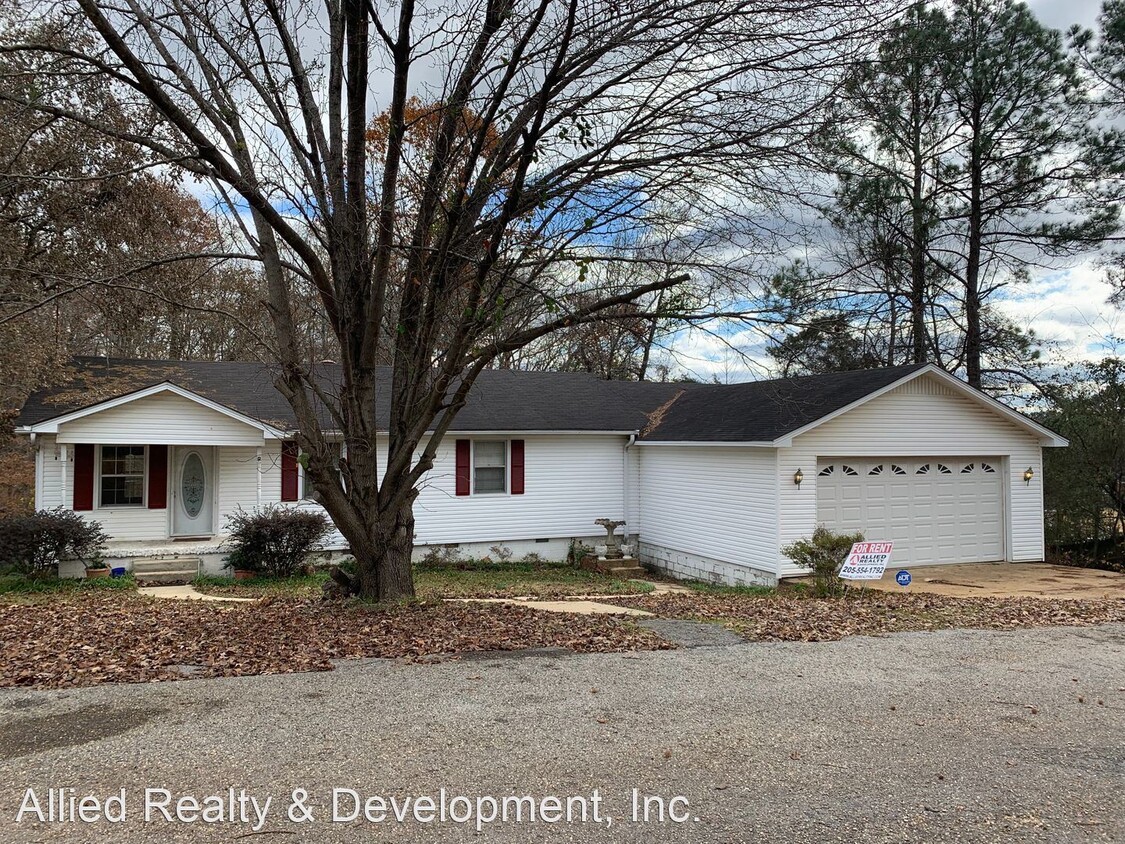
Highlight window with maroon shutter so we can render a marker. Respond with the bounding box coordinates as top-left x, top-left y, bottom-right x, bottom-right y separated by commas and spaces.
148, 445, 168, 509
281, 441, 300, 501
510, 439, 525, 495
73, 444, 95, 511
455, 439, 471, 496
